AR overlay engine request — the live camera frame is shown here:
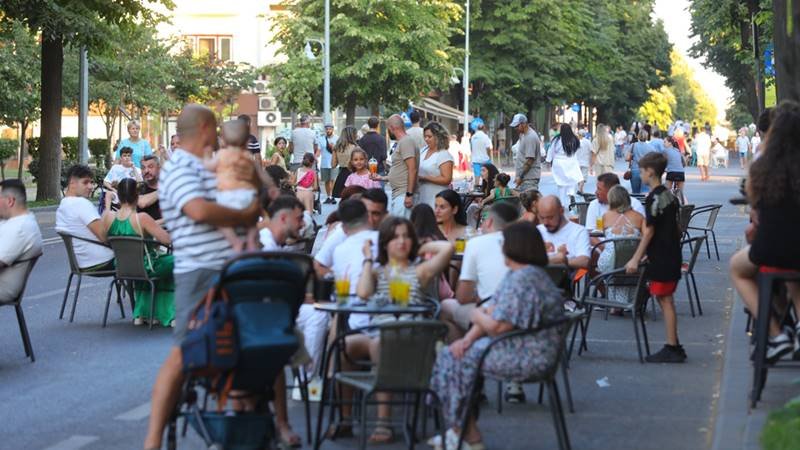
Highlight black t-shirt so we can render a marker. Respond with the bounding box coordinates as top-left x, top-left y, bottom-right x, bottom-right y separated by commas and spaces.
749, 198, 800, 270
644, 185, 681, 281
137, 183, 162, 221
358, 131, 387, 167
